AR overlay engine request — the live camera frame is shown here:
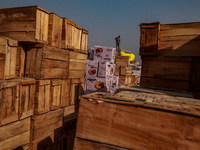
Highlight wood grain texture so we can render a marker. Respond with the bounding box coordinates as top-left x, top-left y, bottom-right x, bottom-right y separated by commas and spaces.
76, 96, 200, 150
0, 117, 31, 150
0, 6, 49, 43
48, 13, 62, 48
80, 29, 89, 53
61, 79, 71, 107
